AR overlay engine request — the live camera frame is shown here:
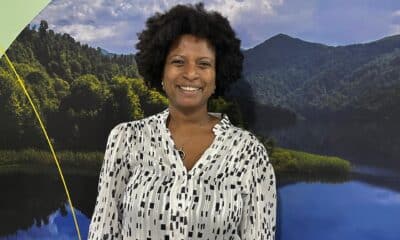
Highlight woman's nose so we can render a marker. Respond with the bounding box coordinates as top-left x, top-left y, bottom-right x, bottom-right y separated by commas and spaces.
183, 62, 199, 80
